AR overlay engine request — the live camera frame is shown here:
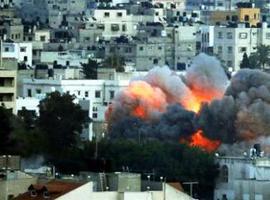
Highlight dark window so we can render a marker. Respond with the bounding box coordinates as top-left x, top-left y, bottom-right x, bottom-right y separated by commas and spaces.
36, 89, 41, 94
109, 90, 115, 99
85, 91, 89, 97
95, 91, 101, 98
104, 12, 110, 17
117, 12, 122, 17
92, 113, 98, 118
27, 89, 32, 97
221, 165, 229, 182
